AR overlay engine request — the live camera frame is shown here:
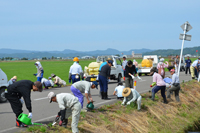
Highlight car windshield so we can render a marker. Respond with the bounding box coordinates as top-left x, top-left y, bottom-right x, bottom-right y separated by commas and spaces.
96, 56, 112, 62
